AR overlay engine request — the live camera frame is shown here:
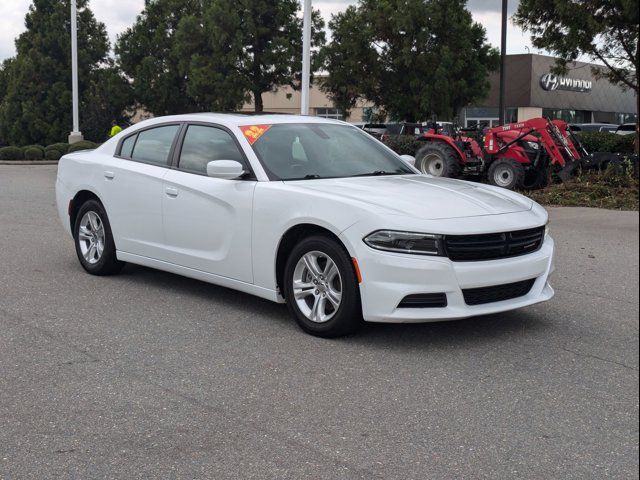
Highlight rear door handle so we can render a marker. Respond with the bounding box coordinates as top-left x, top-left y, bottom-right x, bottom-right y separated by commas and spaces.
165, 187, 179, 197
104, 171, 115, 180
